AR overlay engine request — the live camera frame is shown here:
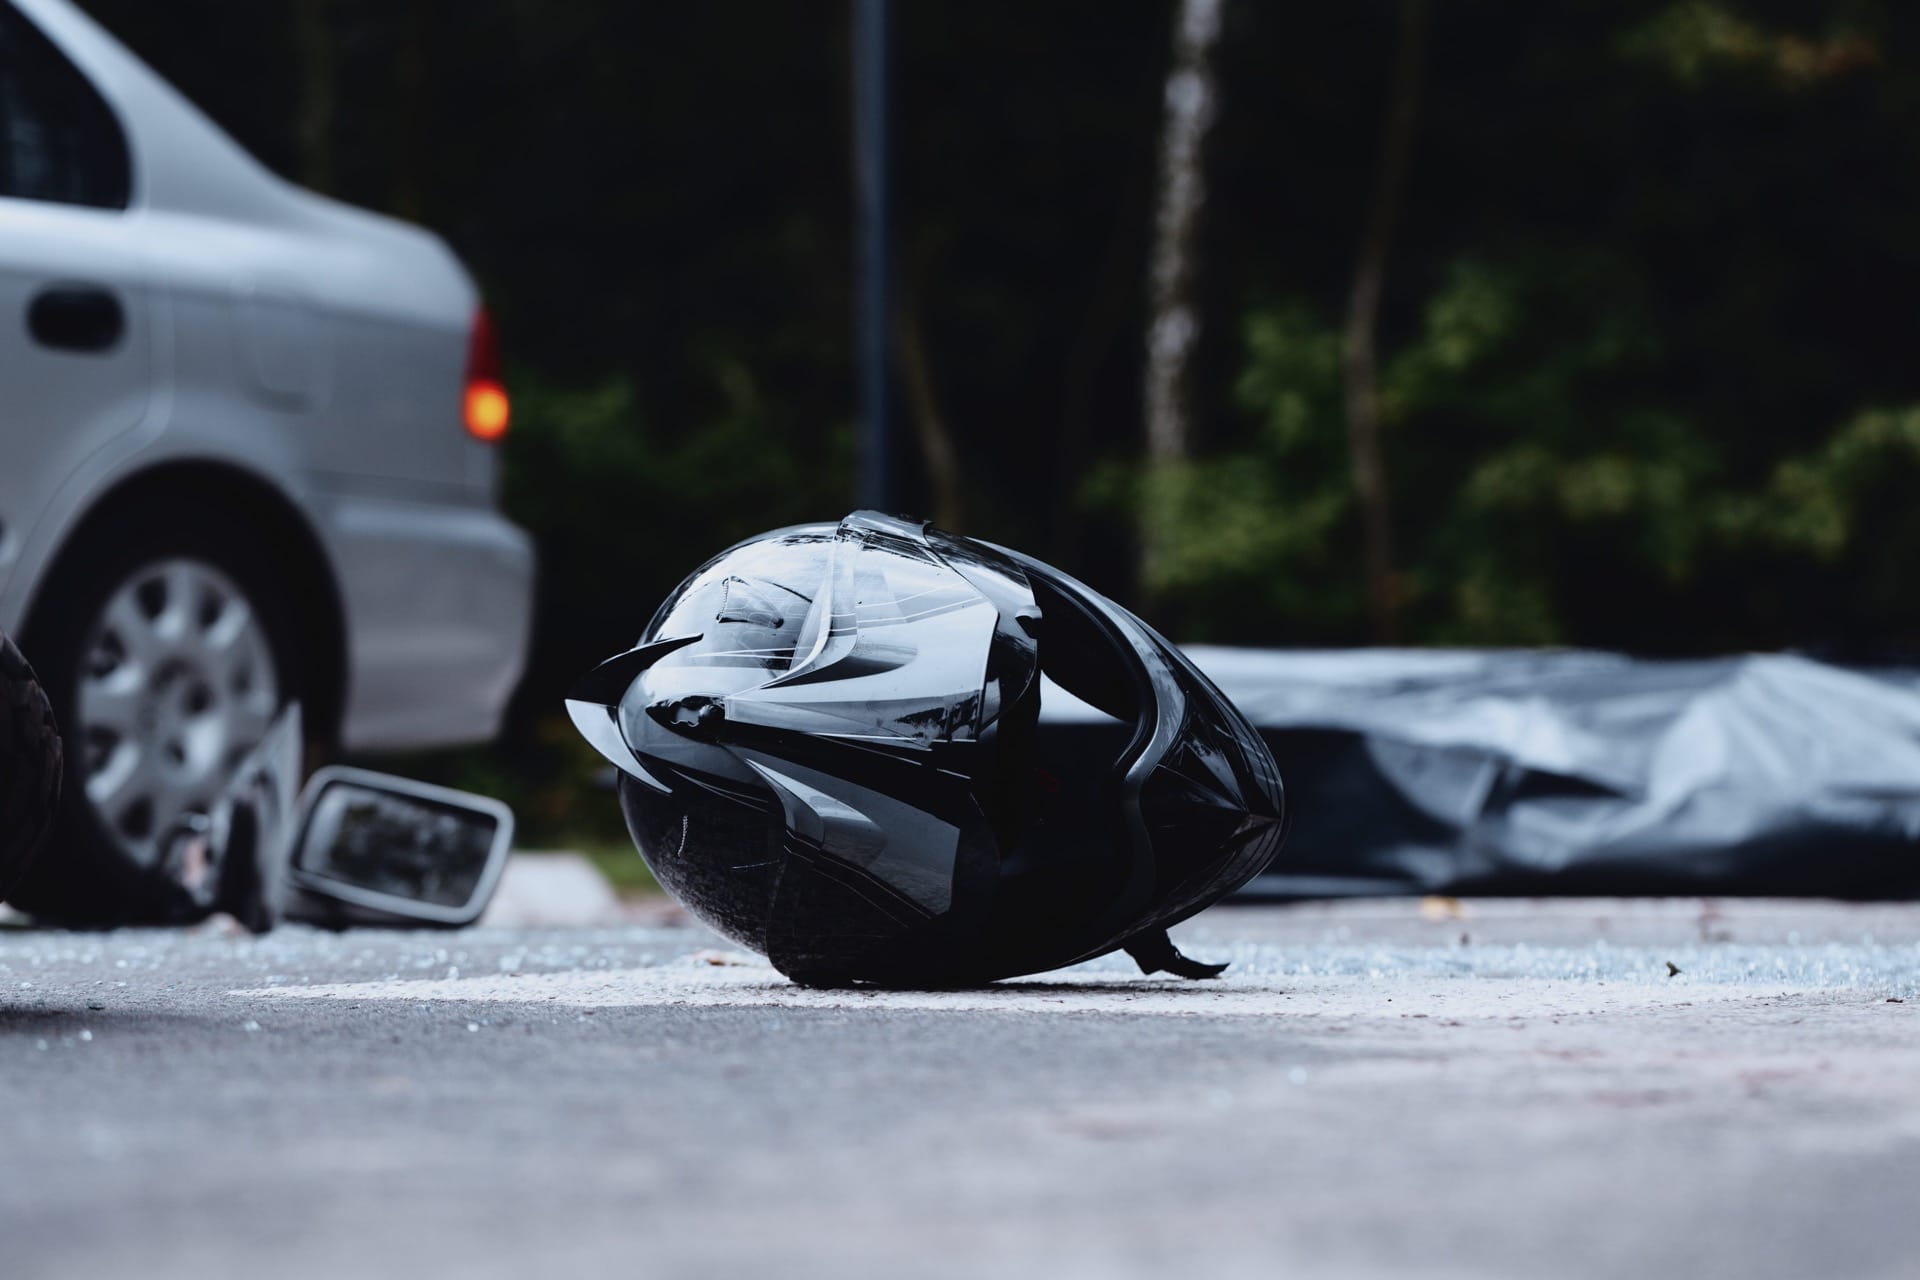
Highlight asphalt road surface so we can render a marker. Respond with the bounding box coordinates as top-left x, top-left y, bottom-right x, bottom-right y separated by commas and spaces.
2, 897, 1918, 1280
